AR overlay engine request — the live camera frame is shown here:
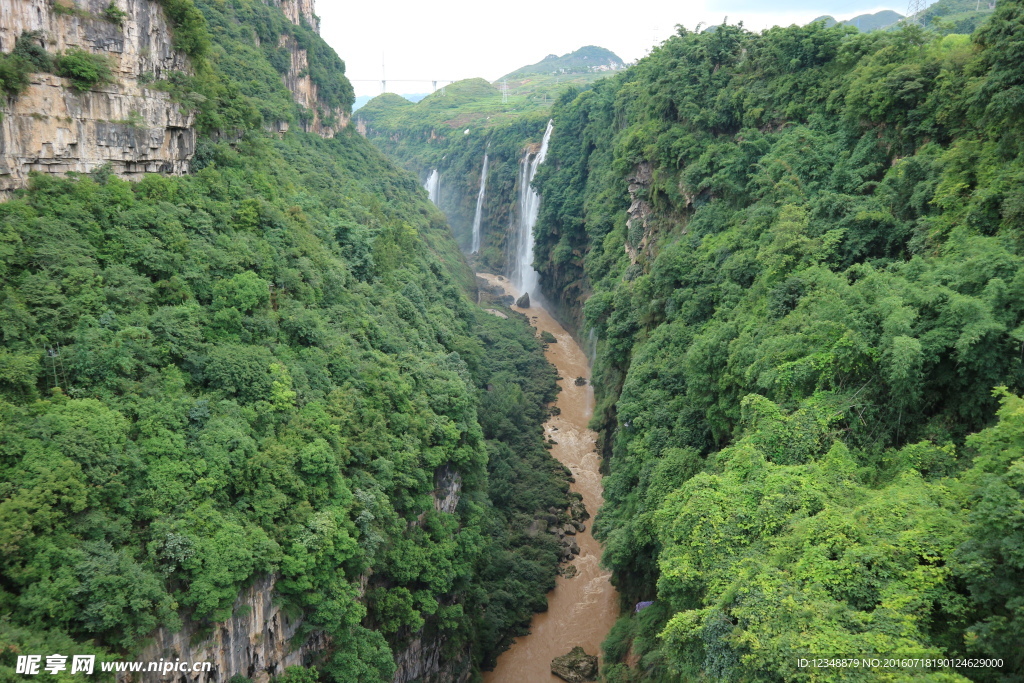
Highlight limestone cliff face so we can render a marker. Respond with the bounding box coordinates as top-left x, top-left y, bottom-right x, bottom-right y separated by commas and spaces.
625, 161, 654, 266
0, 0, 196, 196
433, 464, 462, 515
272, 0, 349, 138
127, 575, 328, 683
392, 635, 471, 683
269, 0, 319, 32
